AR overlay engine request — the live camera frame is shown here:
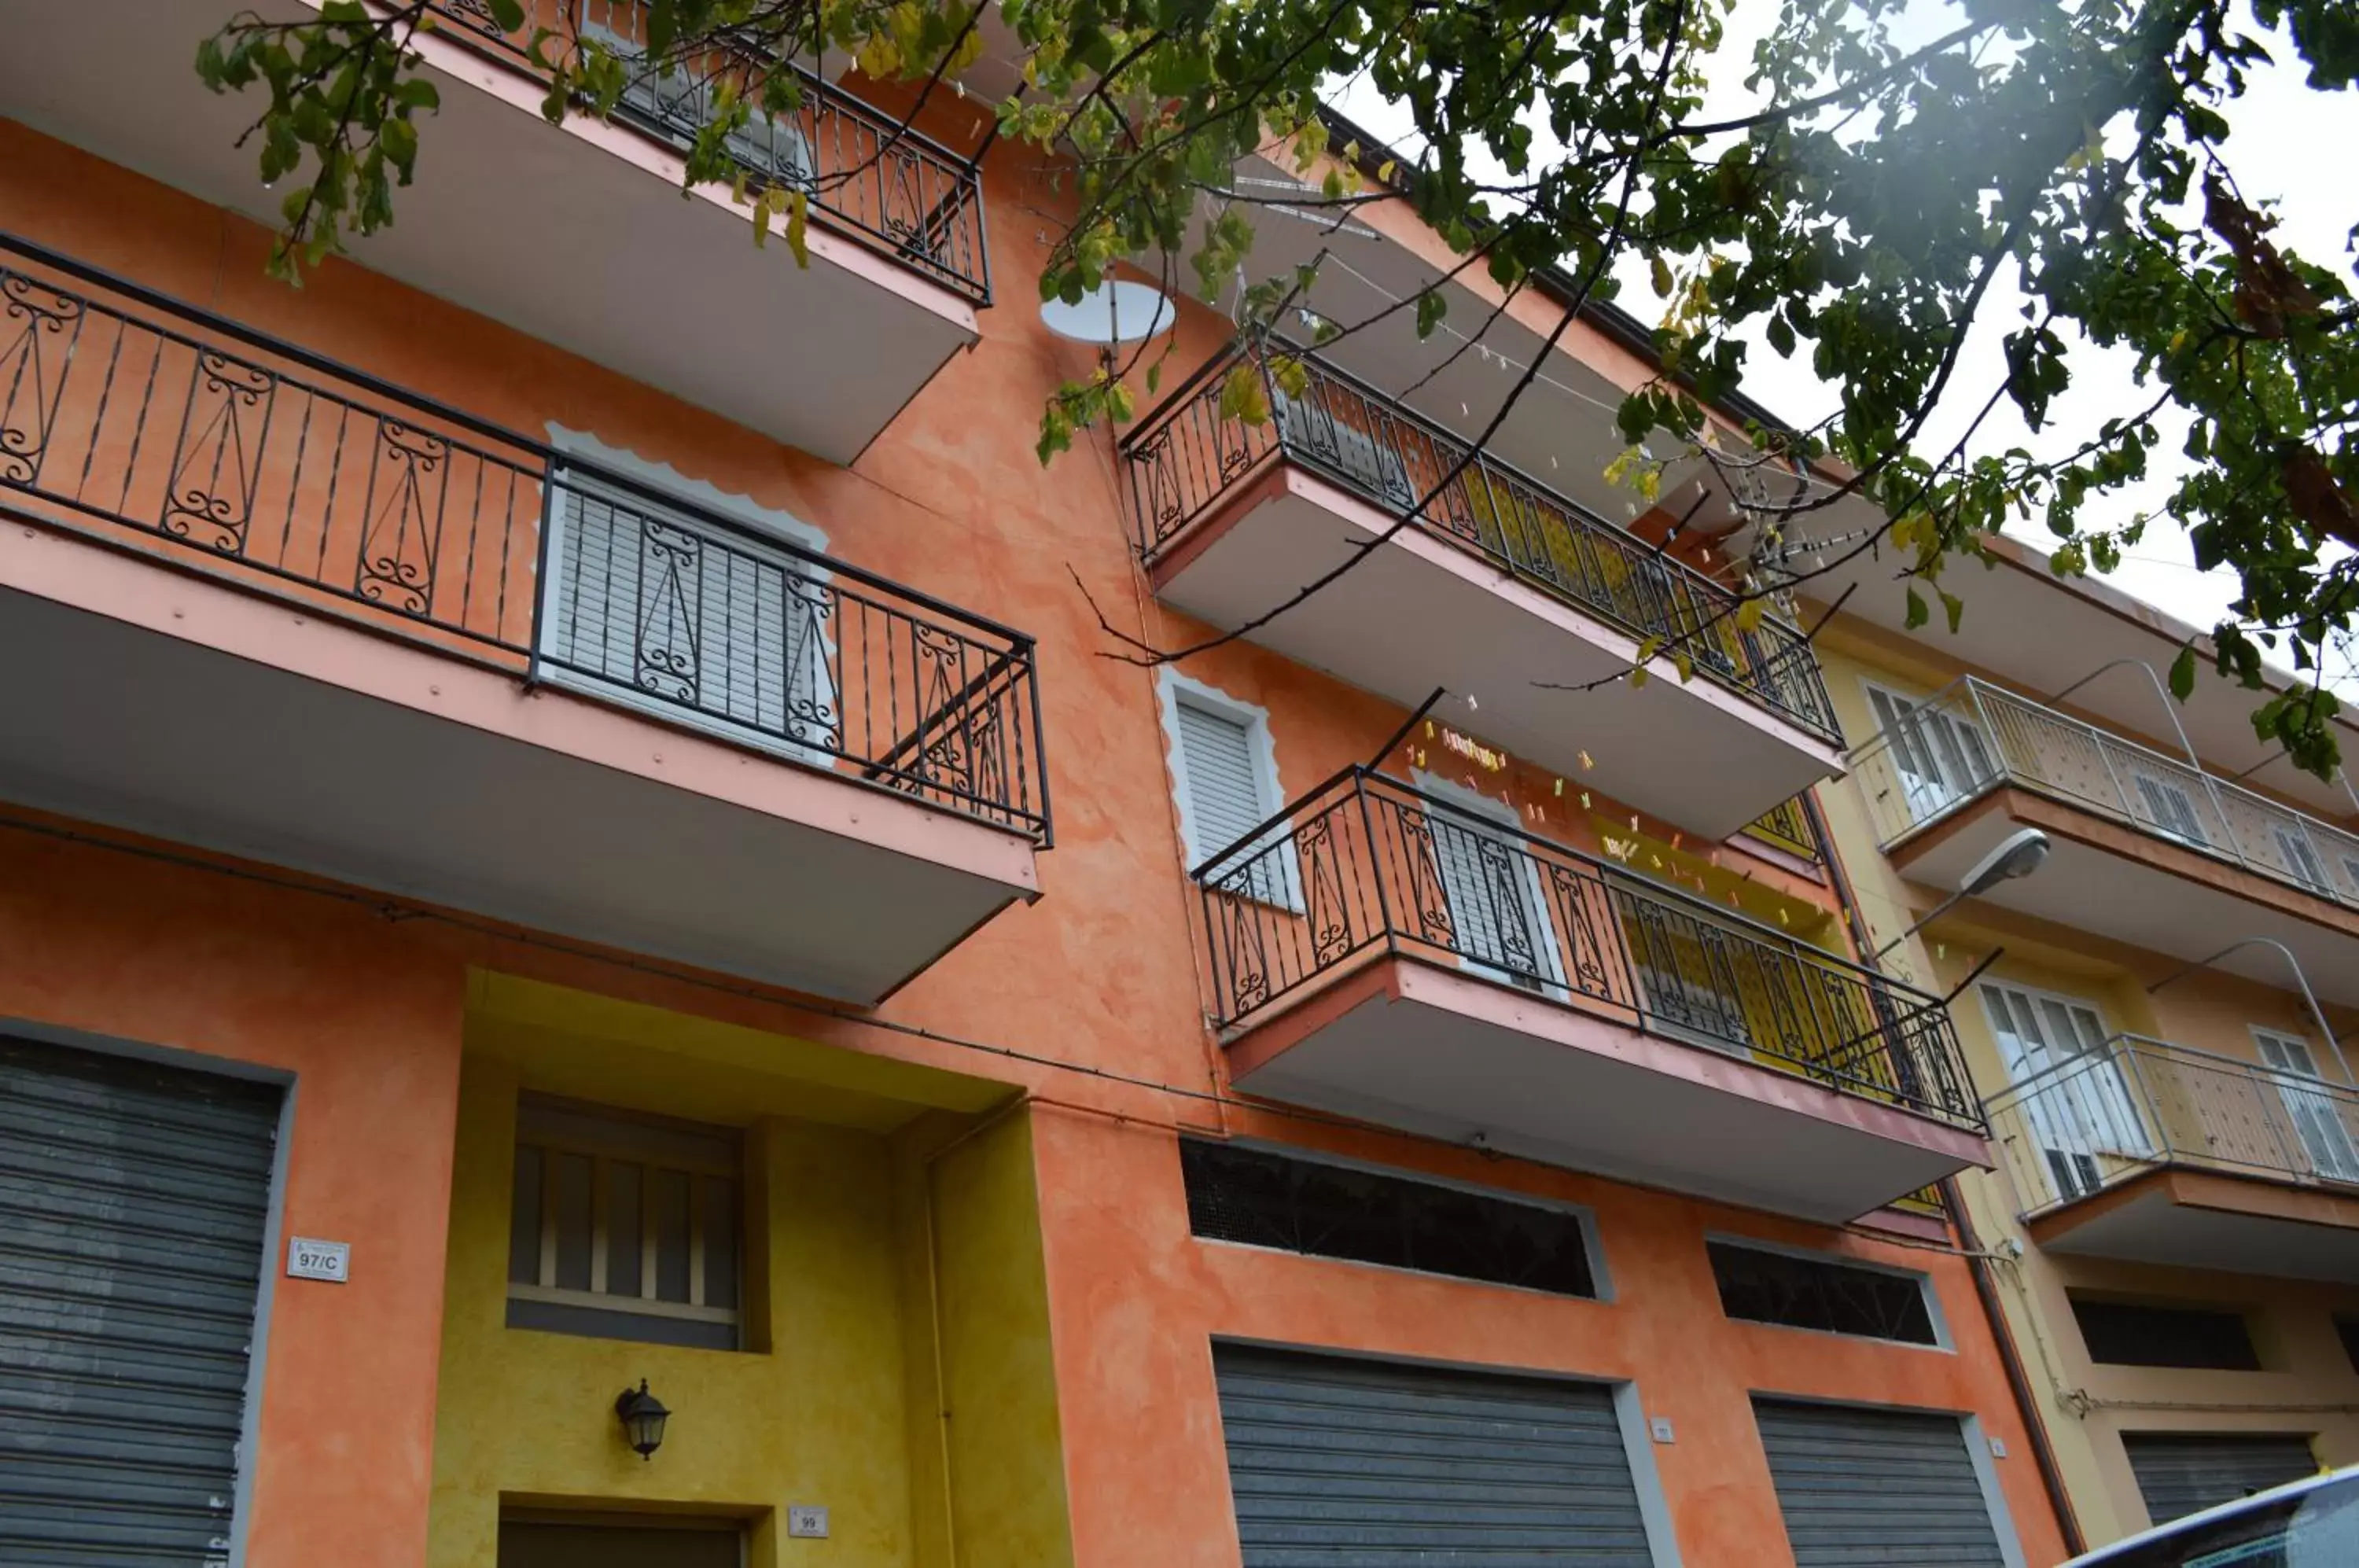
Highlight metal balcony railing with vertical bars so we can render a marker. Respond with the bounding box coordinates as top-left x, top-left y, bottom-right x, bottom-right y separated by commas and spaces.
0, 232, 1047, 841
1850, 675, 2359, 907
1191, 767, 1981, 1130
421, 0, 989, 302
1119, 344, 1842, 744
1986, 1033, 2359, 1216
